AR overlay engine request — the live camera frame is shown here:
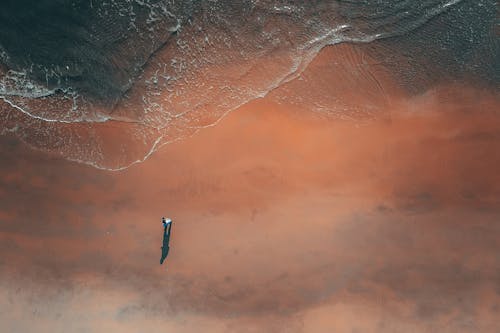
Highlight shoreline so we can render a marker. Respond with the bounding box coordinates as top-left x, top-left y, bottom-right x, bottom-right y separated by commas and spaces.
1, 44, 499, 332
